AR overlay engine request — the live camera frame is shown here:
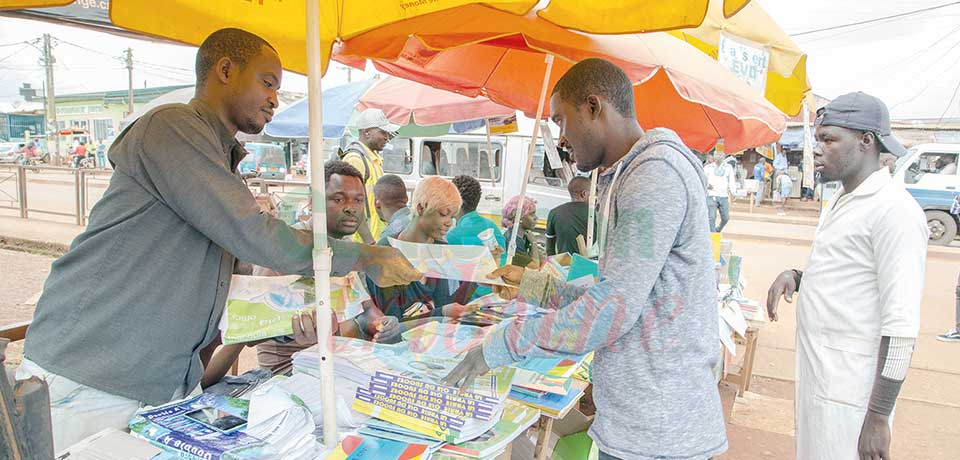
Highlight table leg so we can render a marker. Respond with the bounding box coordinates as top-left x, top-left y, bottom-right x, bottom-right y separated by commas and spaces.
740, 328, 759, 395
534, 416, 555, 460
